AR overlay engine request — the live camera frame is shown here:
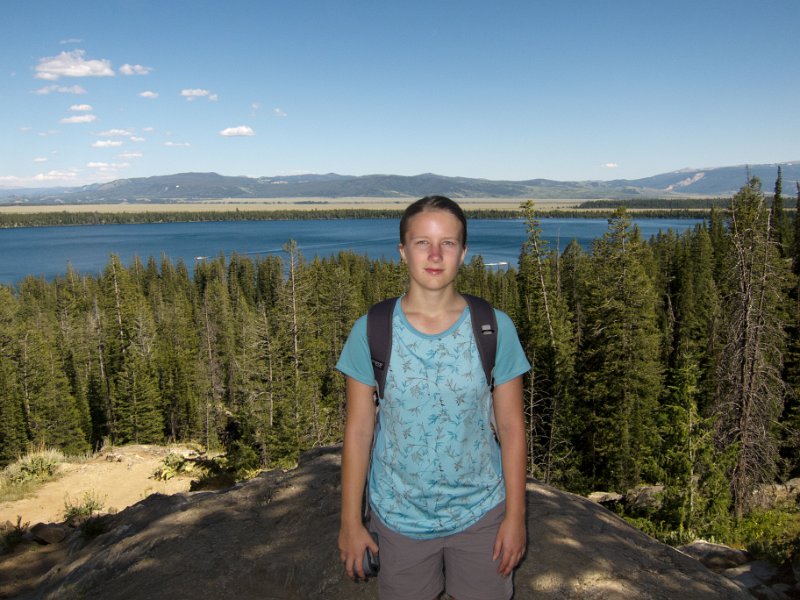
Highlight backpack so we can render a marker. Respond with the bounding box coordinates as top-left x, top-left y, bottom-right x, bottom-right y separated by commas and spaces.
366, 294, 498, 402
